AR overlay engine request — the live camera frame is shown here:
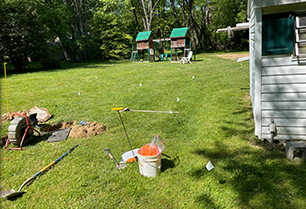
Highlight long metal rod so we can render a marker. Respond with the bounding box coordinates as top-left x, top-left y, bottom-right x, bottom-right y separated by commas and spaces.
129, 109, 178, 114
120, 107, 179, 114
117, 111, 137, 162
